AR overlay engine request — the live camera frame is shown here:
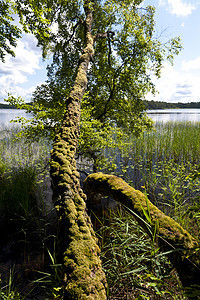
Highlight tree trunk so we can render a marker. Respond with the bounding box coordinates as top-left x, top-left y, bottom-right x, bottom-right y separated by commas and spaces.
50, 3, 107, 299
83, 173, 200, 292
